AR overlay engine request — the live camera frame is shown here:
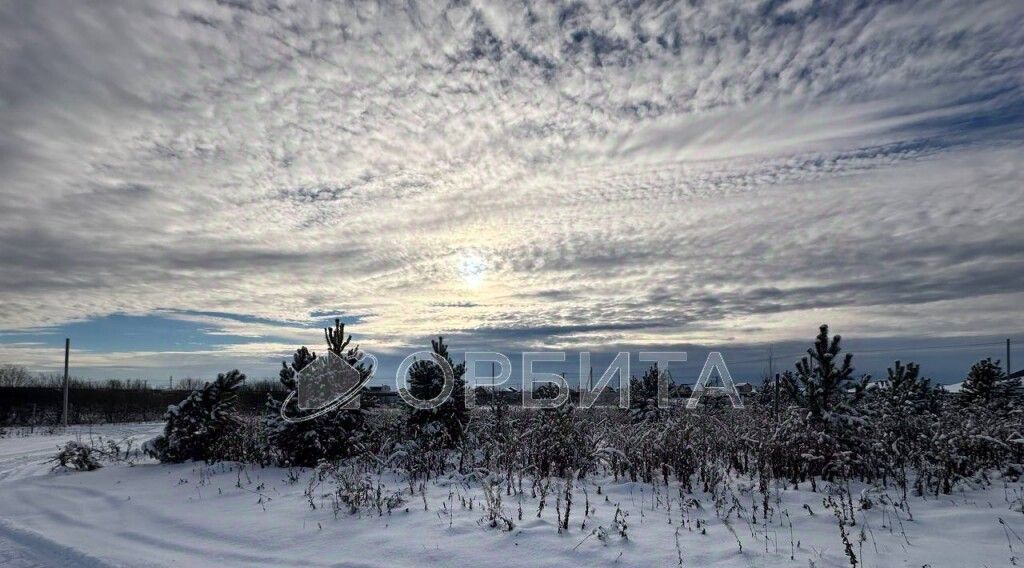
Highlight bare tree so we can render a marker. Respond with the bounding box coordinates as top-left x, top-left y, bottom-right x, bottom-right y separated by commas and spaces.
0, 364, 34, 387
